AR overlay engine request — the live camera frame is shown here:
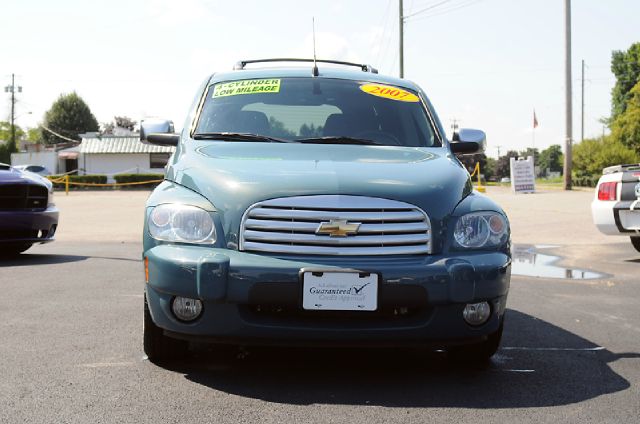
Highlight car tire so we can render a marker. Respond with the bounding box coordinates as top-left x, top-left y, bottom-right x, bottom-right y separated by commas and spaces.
0, 243, 32, 257
144, 295, 189, 363
631, 237, 640, 253
448, 320, 504, 365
